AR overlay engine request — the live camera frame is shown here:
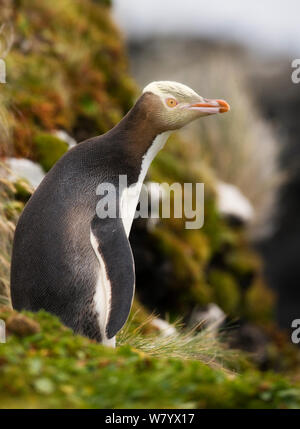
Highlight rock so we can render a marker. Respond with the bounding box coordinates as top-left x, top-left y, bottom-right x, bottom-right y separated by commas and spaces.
5, 158, 45, 189
216, 181, 254, 225
189, 303, 226, 331
229, 323, 270, 368
151, 318, 177, 337
6, 313, 40, 337
53, 130, 77, 149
